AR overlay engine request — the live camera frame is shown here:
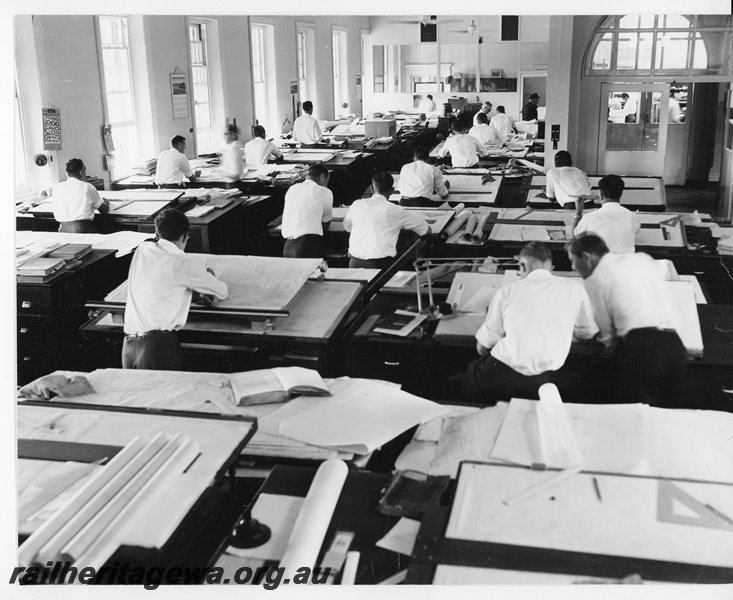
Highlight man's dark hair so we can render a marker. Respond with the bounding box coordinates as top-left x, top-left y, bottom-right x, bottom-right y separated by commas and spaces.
226, 124, 240, 137
452, 121, 465, 133
171, 135, 186, 147
598, 174, 624, 201
426, 94, 433, 100
413, 146, 429, 161
496, 106, 505, 114
307, 164, 329, 180
155, 208, 190, 242
484, 101, 493, 109
554, 151, 573, 168
253, 125, 266, 138
565, 234, 609, 258
65, 158, 84, 175
476, 112, 489, 125
372, 172, 394, 195
302, 101, 313, 112
520, 241, 553, 264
